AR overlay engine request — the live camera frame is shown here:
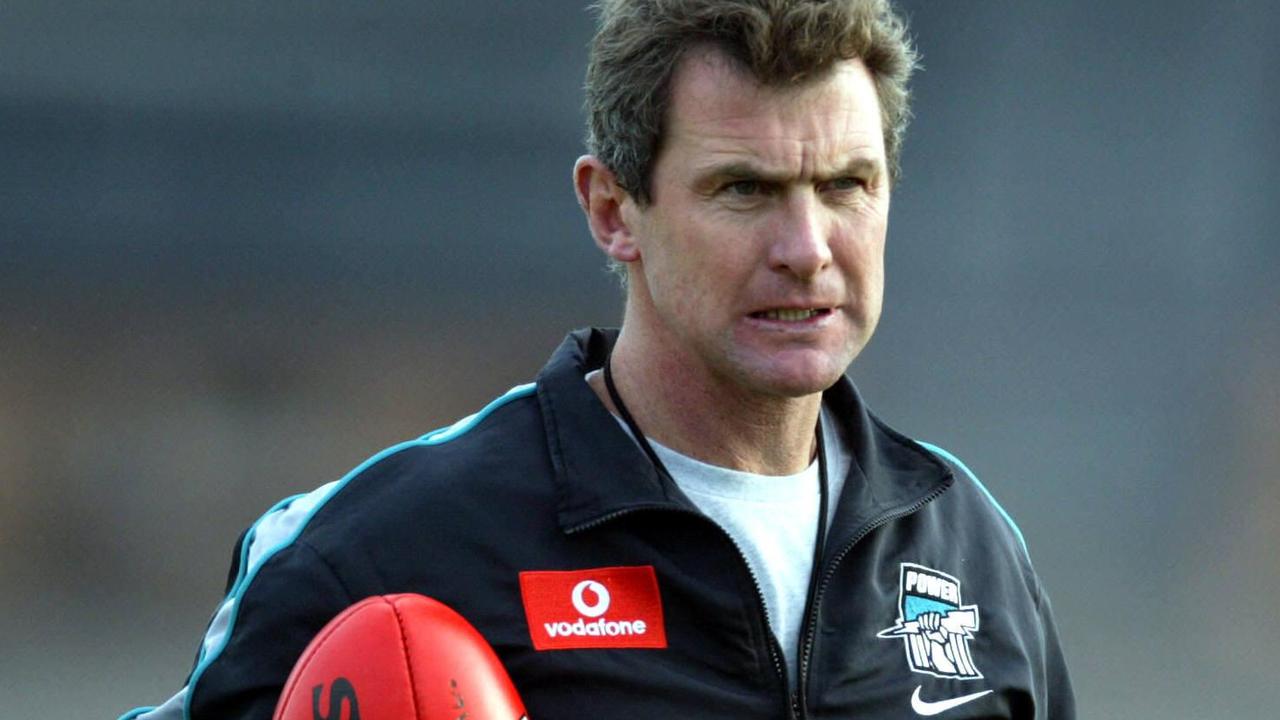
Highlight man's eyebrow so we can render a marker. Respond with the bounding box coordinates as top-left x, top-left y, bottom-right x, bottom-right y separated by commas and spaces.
694, 157, 883, 185
694, 162, 787, 184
